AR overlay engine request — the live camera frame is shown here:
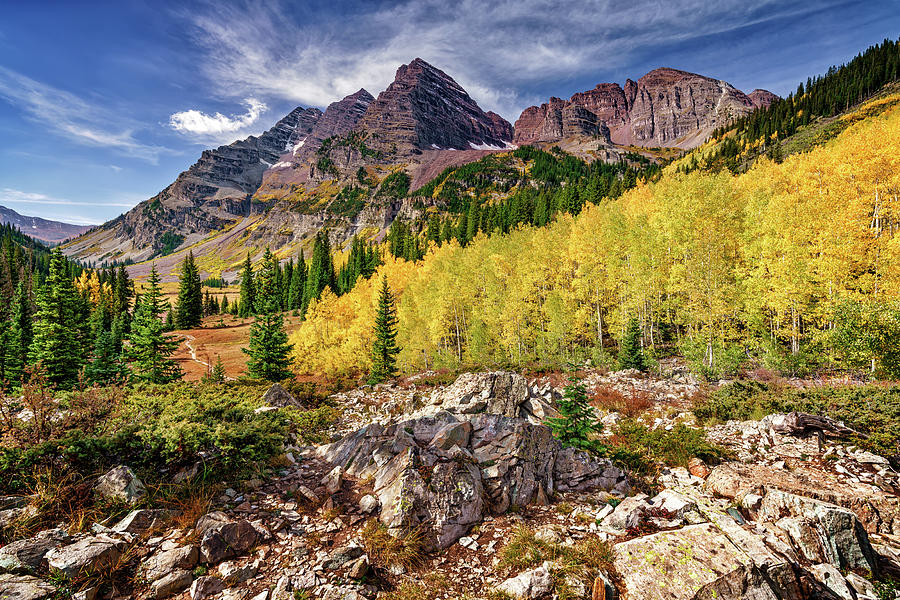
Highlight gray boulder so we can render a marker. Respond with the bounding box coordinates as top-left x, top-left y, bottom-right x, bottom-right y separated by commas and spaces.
94, 465, 146, 505
496, 563, 553, 598
261, 383, 302, 408
112, 508, 171, 534
199, 519, 259, 564
142, 545, 198, 583
150, 569, 193, 599
45, 535, 127, 577
758, 488, 878, 573
602, 494, 650, 530
0, 529, 69, 574
190, 576, 224, 599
